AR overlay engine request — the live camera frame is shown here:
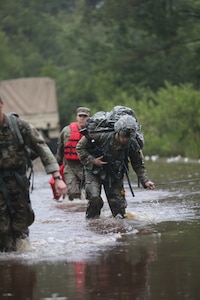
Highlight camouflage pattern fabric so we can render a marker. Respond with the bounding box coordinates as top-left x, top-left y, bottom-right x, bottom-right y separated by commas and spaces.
0, 175, 34, 251
64, 160, 84, 200
0, 114, 59, 173
84, 171, 127, 218
76, 132, 150, 218
0, 113, 60, 251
